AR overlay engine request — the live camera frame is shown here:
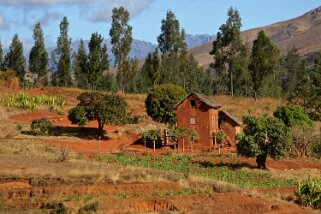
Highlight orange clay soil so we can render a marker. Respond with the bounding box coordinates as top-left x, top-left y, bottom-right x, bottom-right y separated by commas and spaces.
0, 179, 315, 214
10, 111, 321, 169
97, 193, 314, 214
